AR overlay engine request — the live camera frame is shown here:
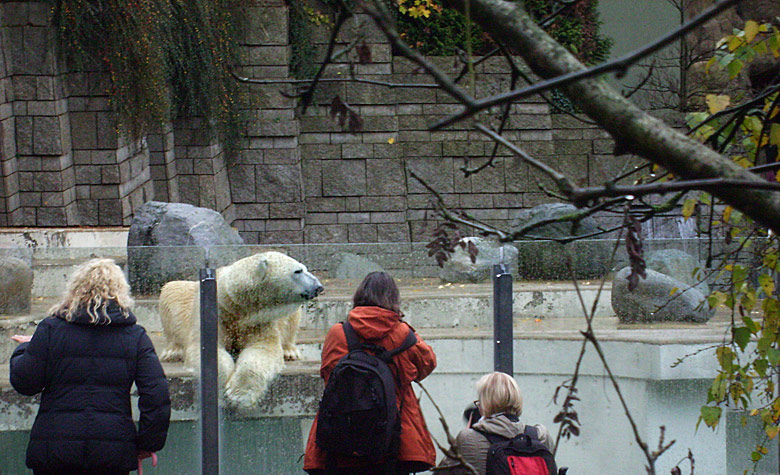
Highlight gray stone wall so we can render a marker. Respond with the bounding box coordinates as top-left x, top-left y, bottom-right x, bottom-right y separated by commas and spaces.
0, 1, 628, 243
